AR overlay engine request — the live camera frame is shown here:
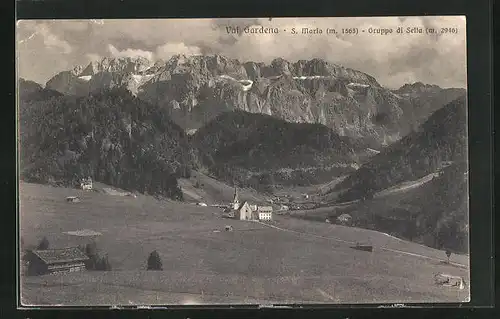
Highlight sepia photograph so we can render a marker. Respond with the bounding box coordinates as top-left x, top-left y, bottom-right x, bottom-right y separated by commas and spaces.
16, 17, 469, 306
